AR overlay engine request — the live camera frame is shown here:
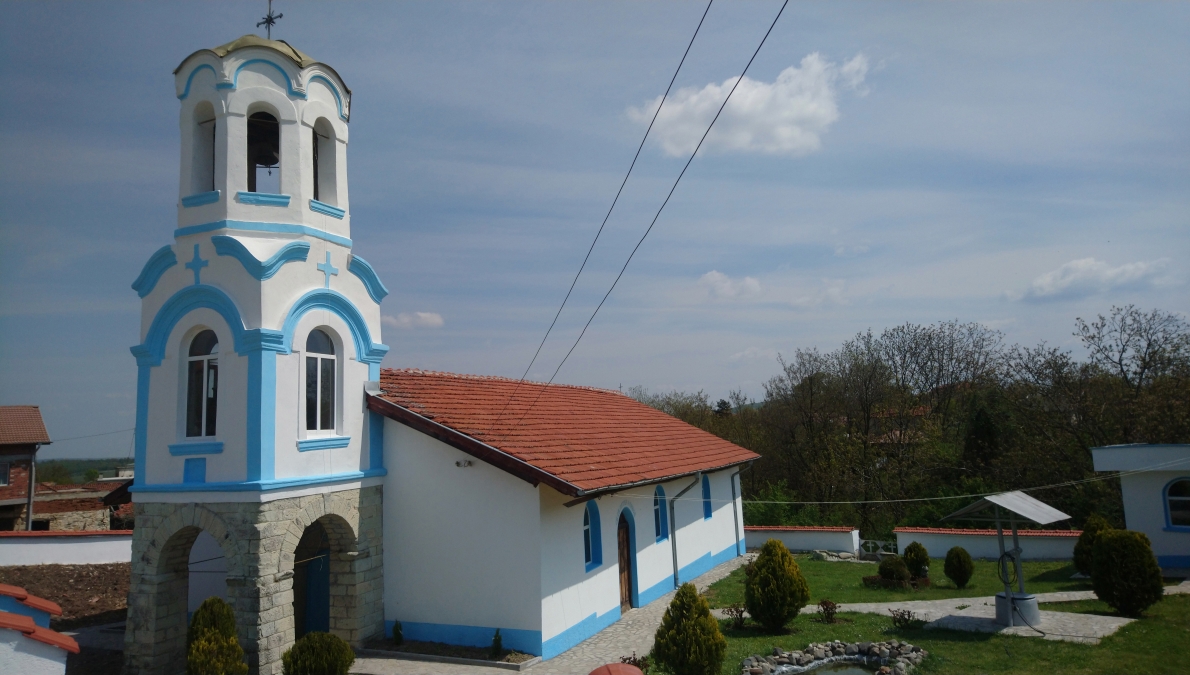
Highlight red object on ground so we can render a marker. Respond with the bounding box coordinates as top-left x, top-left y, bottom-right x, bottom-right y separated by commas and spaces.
0, 610, 79, 653
588, 664, 644, 675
